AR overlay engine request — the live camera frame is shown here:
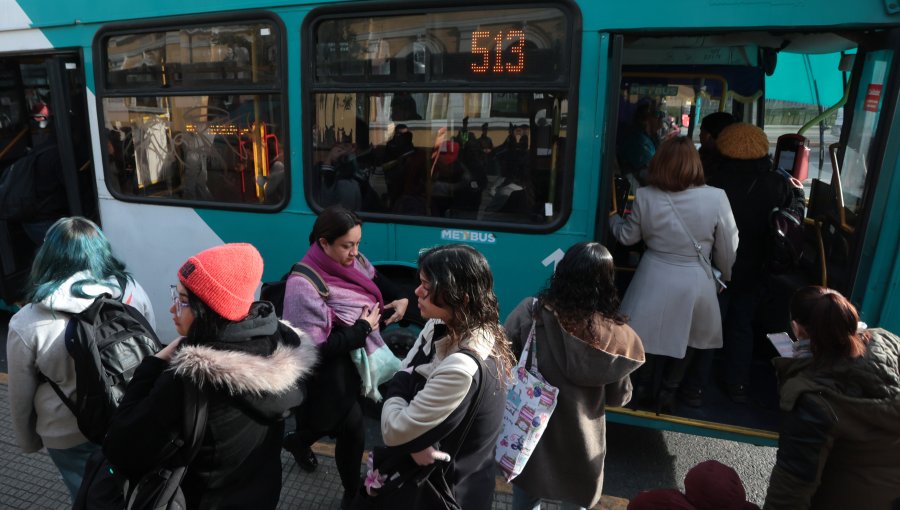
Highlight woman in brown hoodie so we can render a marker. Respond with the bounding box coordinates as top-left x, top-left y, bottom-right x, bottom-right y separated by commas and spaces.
504, 242, 645, 510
